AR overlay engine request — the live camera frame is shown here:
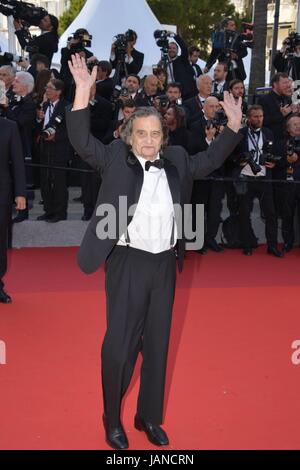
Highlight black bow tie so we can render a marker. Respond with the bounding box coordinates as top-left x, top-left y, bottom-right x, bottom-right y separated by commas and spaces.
145, 159, 164, 171
251, 130, 260, 138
